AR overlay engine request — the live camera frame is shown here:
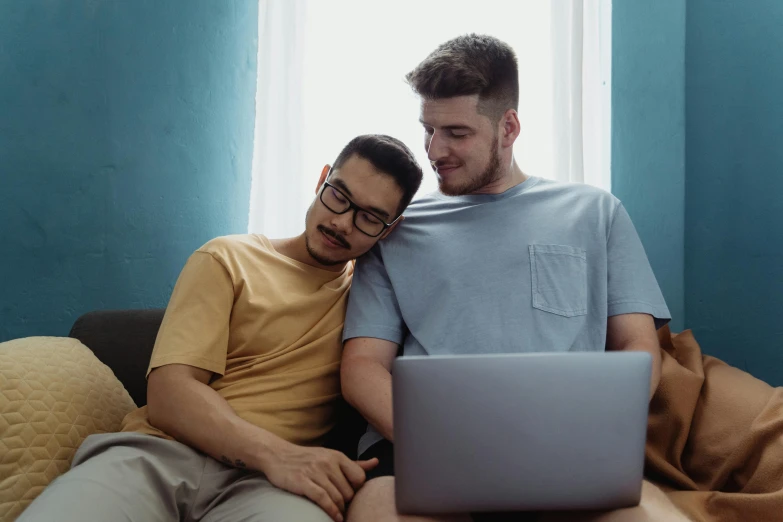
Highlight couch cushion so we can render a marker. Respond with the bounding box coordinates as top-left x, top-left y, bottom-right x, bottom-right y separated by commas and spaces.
0, 336, 137, 520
